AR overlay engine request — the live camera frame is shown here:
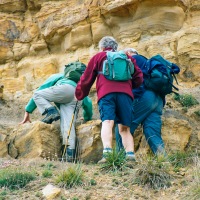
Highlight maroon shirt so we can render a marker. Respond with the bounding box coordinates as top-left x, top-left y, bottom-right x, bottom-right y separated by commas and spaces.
75, 49, 143, 101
